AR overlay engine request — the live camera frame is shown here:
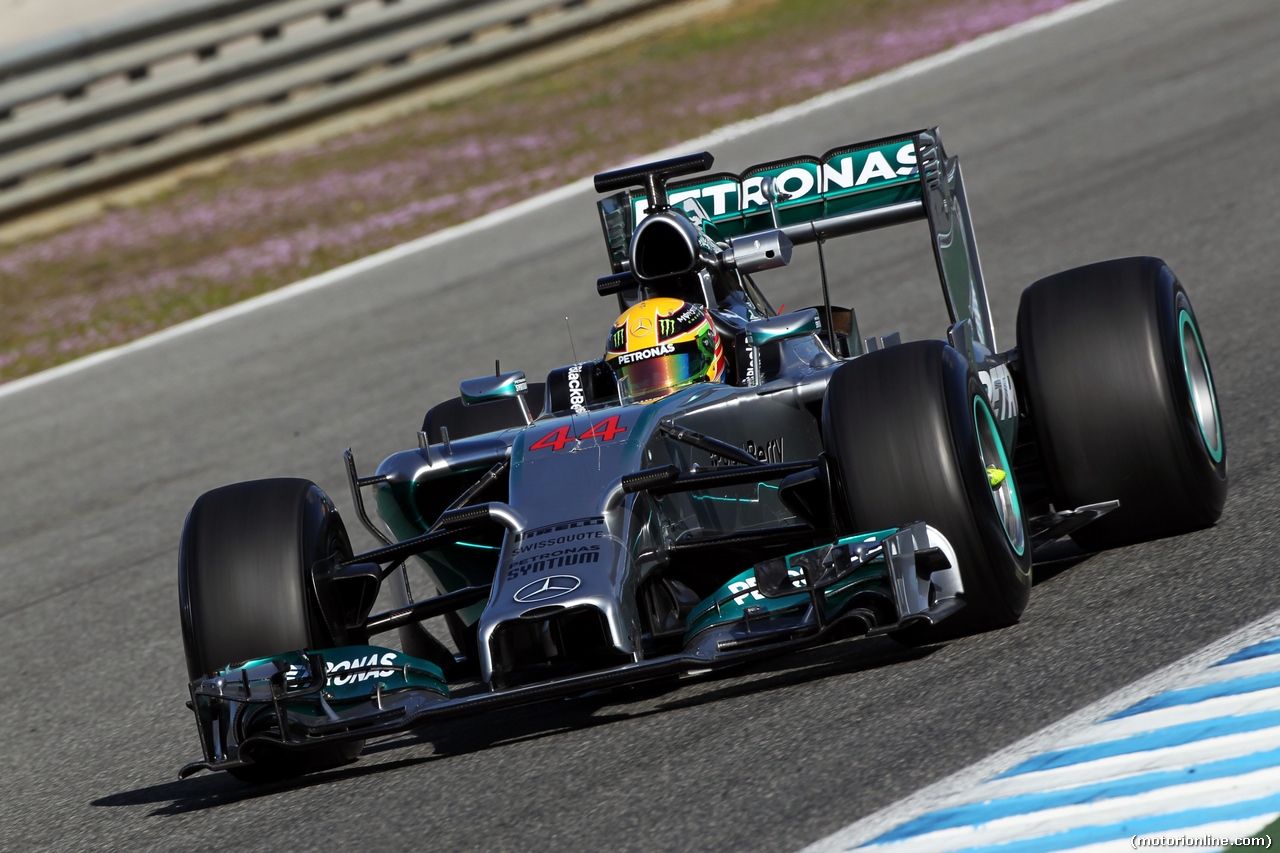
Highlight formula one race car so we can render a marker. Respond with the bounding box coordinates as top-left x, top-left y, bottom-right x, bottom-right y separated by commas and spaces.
177, 128, 1228, 781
